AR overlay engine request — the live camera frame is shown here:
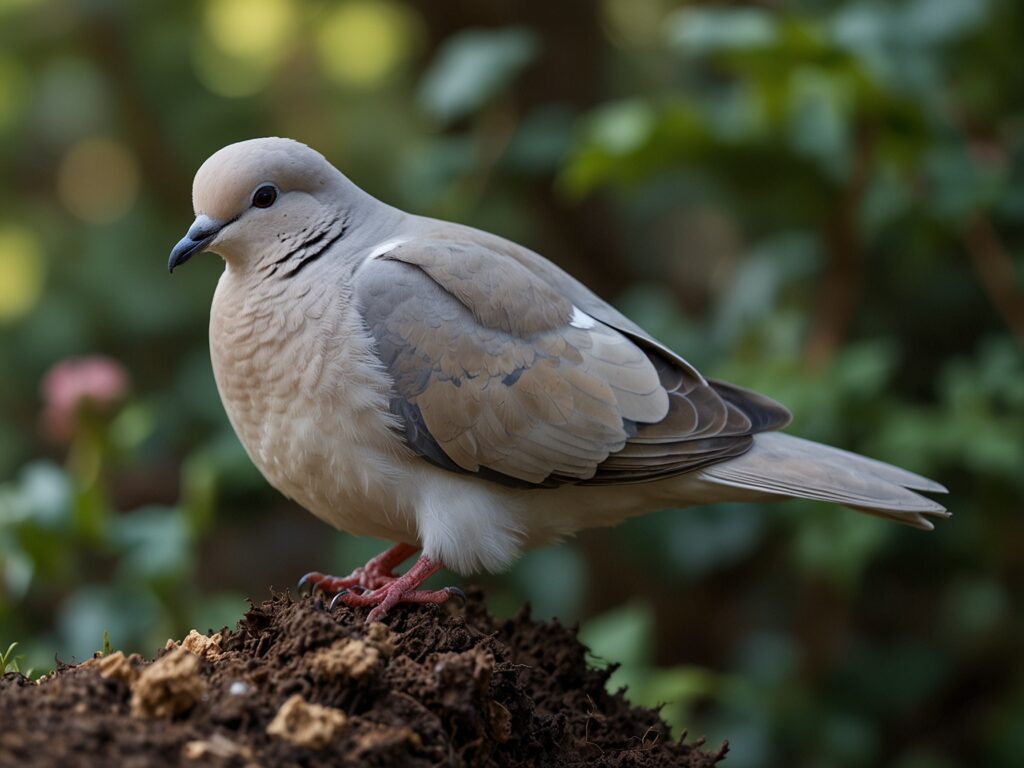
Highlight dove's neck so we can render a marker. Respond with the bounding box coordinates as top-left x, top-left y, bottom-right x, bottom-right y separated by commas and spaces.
220, 177, 408, 280
325, 174, 407, 249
